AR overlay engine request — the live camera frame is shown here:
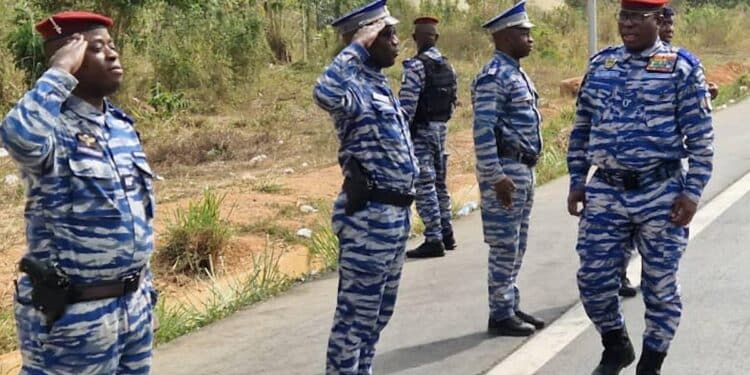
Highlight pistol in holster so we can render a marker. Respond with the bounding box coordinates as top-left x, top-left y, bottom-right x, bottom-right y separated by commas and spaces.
342, 157, 373, 216
18, 256, 72, 326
